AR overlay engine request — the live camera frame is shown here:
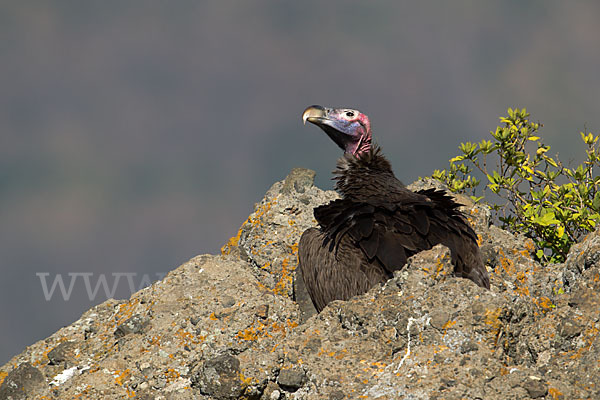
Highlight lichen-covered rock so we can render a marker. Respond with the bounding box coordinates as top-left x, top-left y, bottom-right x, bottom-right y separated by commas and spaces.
231, 168, 336, 295
192, 354, 244, 399
0, 362, 45, 400
562, 227, 600, 289
225, 167, 336, 320
0, 169, 598, 399
276, 367, 306, 392
47, 341, 79, 367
